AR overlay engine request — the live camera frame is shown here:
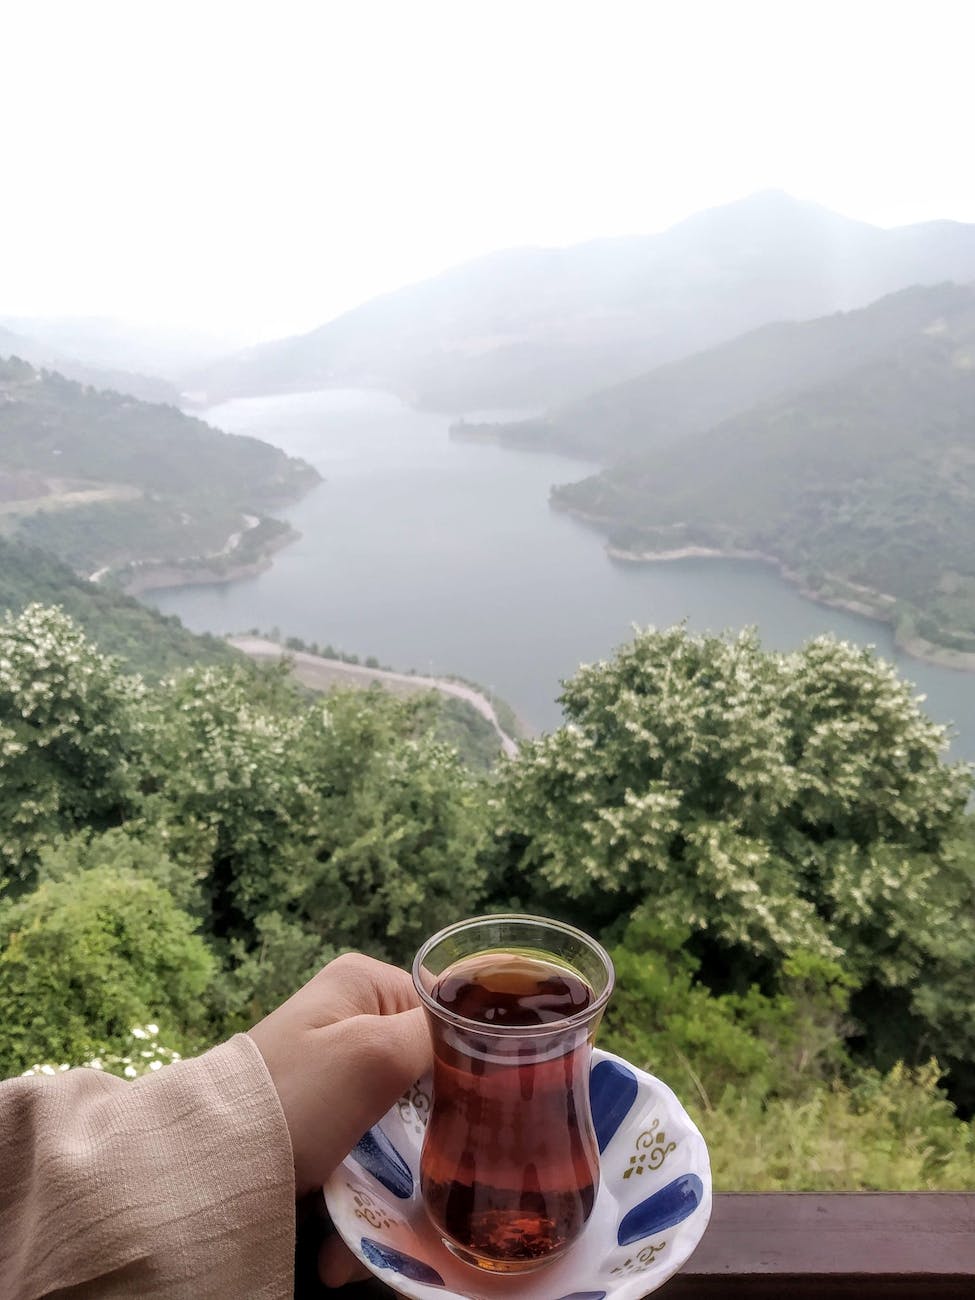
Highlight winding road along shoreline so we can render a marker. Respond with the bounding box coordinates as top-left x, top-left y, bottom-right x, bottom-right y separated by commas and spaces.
228, 636, 521, 759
